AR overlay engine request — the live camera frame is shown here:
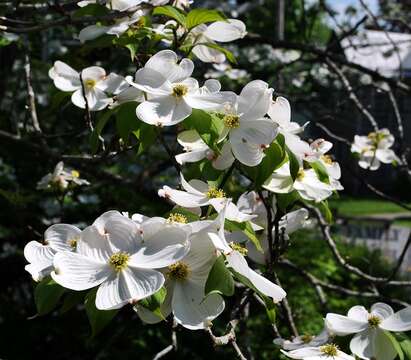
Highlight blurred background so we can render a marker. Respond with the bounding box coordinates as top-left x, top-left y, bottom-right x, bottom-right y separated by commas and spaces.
0, 0, 411, 358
